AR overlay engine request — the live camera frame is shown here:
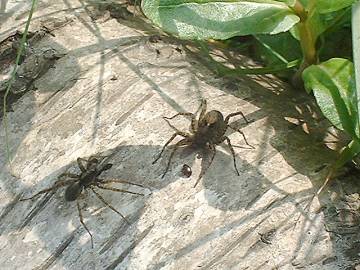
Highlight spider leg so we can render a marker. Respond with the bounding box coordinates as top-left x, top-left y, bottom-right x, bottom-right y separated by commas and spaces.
224, 111, 249, 125
164, 113, 198, 134
58, 172, 80, 180
96, 183, 144, 196
153, 132, 187, 164
223, 136, 240, 176
198, 99, 207, 123
77, 157, 88, 172
163, 112, 195, 120
194, 144, 216, 187
227, 125, 254, 149
98, 179, 144, 188
190, 118, 199, 134
77, 200, 94, 248
20, 179, 76, 201
90, 187, 130, 224
163, 118, 188, 134
161, 138, 190, 178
